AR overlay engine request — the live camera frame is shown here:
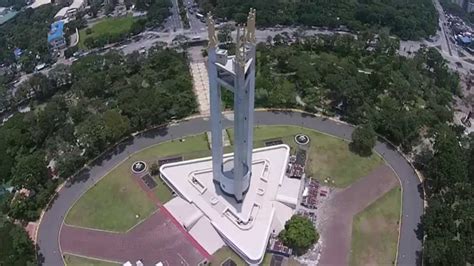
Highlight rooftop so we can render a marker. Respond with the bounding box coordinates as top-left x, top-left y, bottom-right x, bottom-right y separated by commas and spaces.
48, 21, 64, 43
28, 0, 51, 9
160, 145, 301, 264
